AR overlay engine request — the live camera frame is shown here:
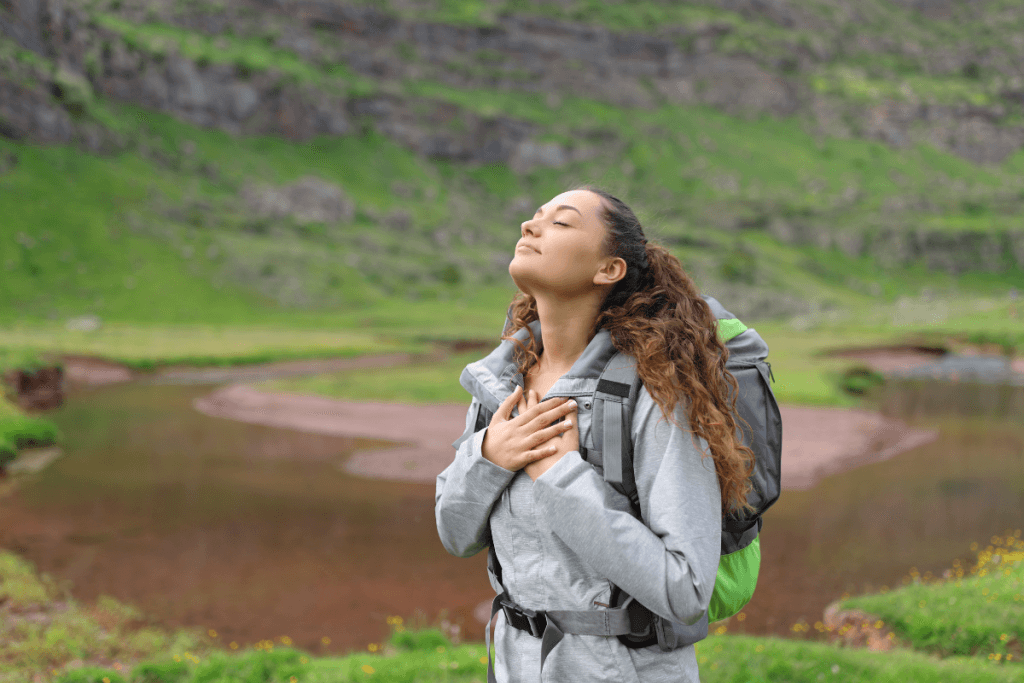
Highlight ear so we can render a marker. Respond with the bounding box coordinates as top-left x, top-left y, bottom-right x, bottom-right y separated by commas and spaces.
594, 256, 628, 286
